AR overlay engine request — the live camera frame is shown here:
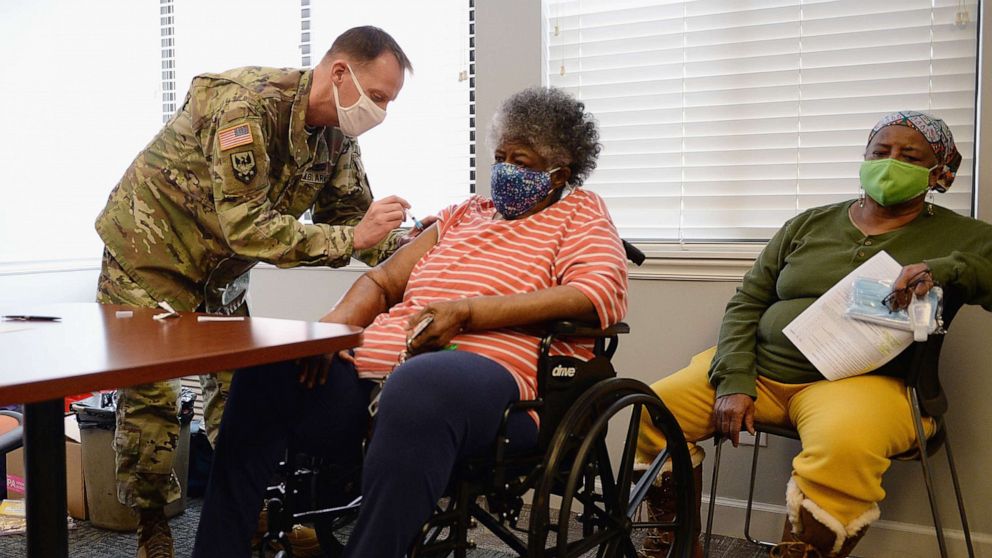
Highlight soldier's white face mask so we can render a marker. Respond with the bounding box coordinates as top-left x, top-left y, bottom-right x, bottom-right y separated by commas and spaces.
332, 64, 387, 137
